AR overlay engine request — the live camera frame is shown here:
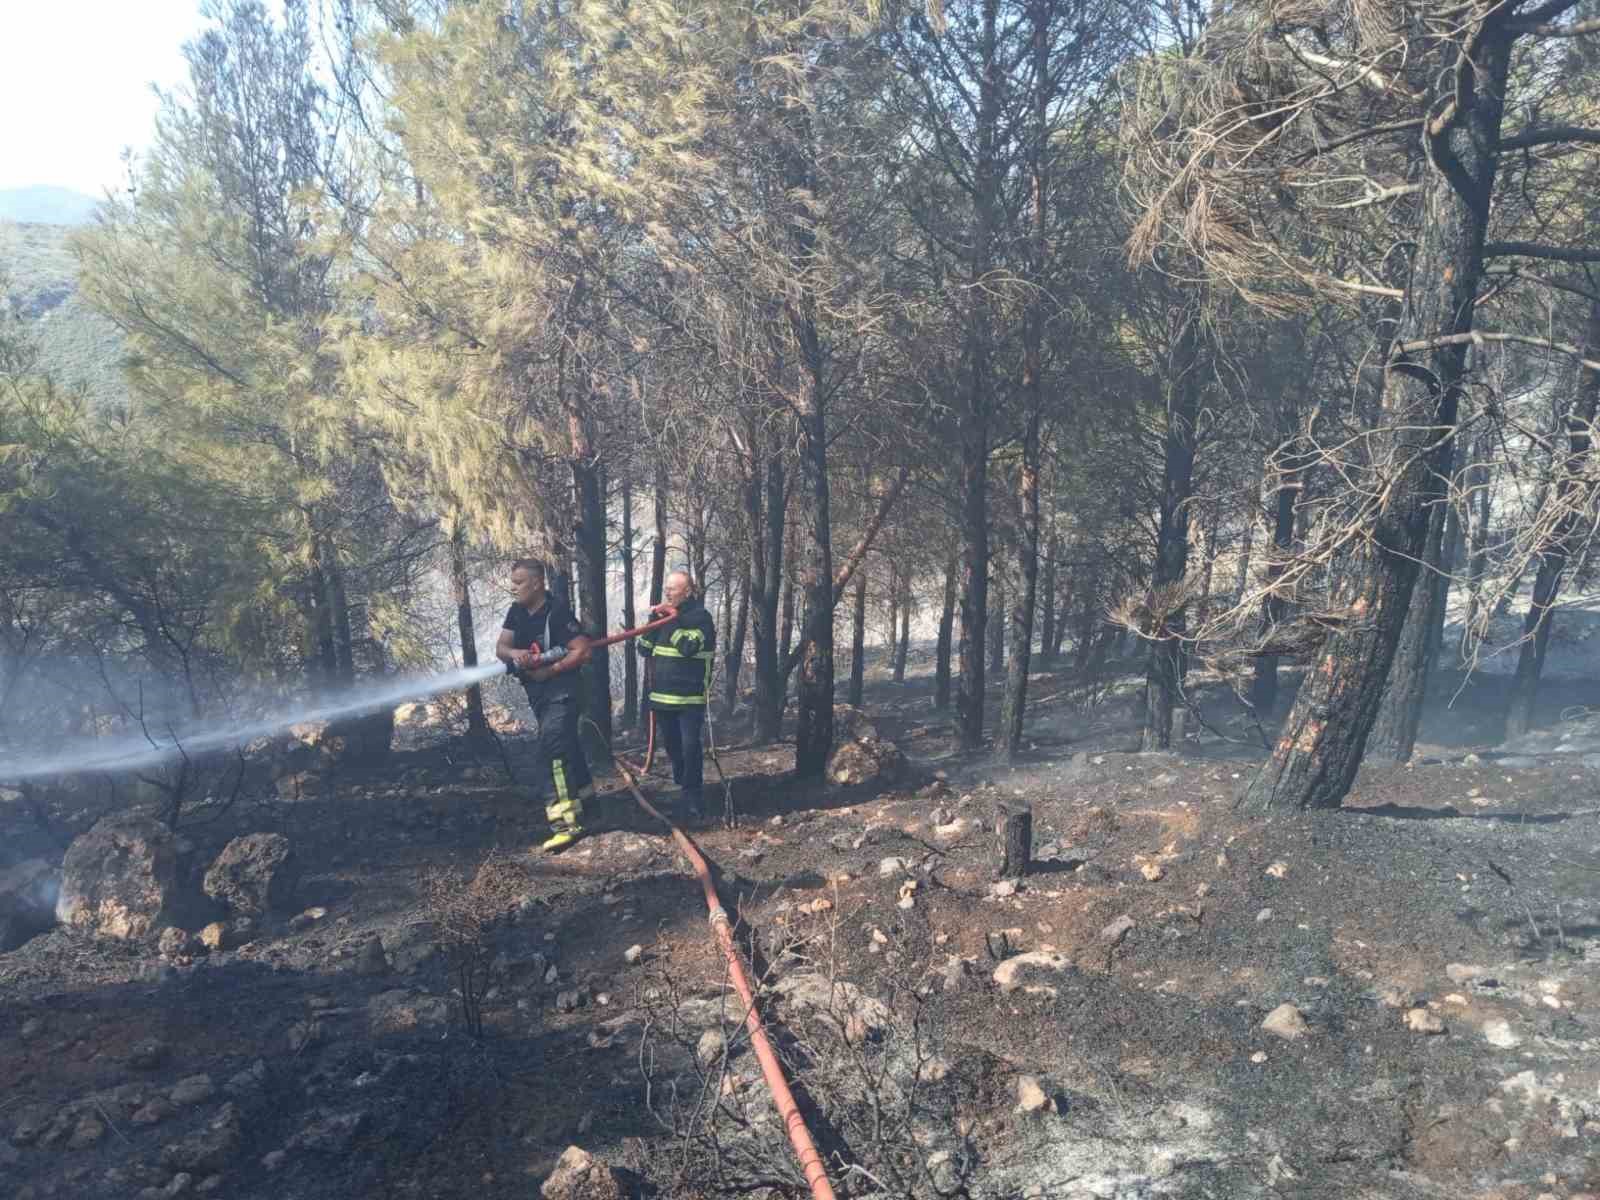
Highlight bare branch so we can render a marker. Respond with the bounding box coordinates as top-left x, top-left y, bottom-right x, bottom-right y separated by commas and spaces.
1483, 242, 1600, 263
